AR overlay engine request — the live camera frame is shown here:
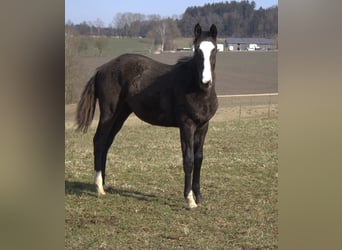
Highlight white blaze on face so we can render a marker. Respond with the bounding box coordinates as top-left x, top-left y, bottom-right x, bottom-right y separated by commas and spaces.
199, 41, 215, 84
94, 171, 106, 195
